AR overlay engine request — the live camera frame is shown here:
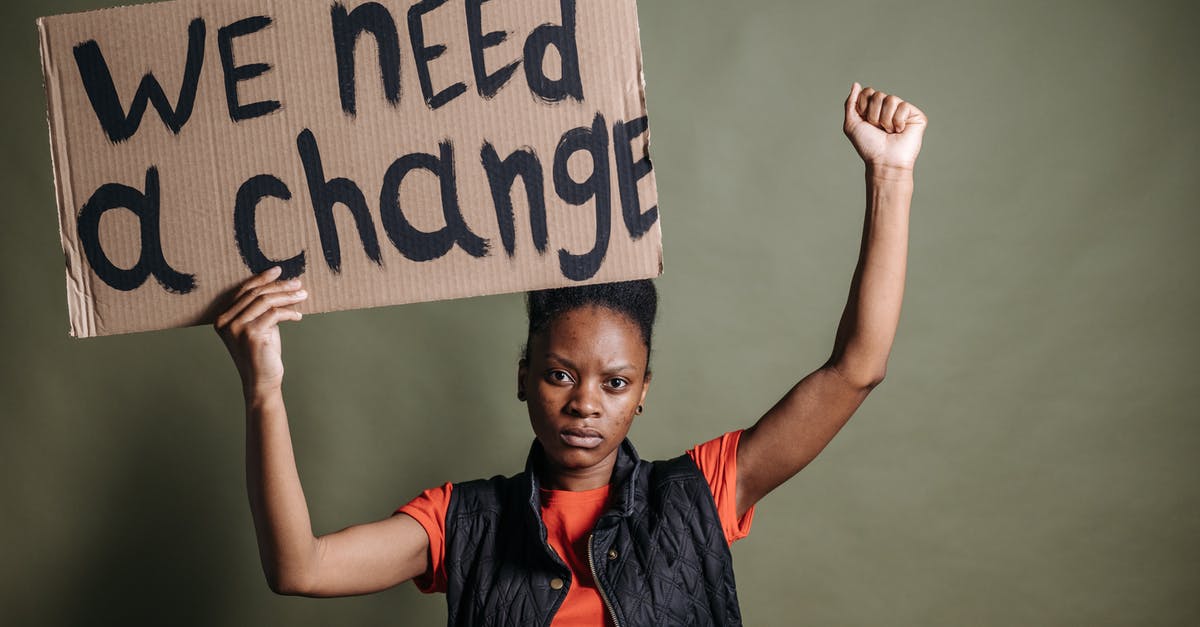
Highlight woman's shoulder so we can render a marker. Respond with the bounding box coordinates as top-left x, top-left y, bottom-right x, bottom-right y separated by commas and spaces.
448, 469, 533, 515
